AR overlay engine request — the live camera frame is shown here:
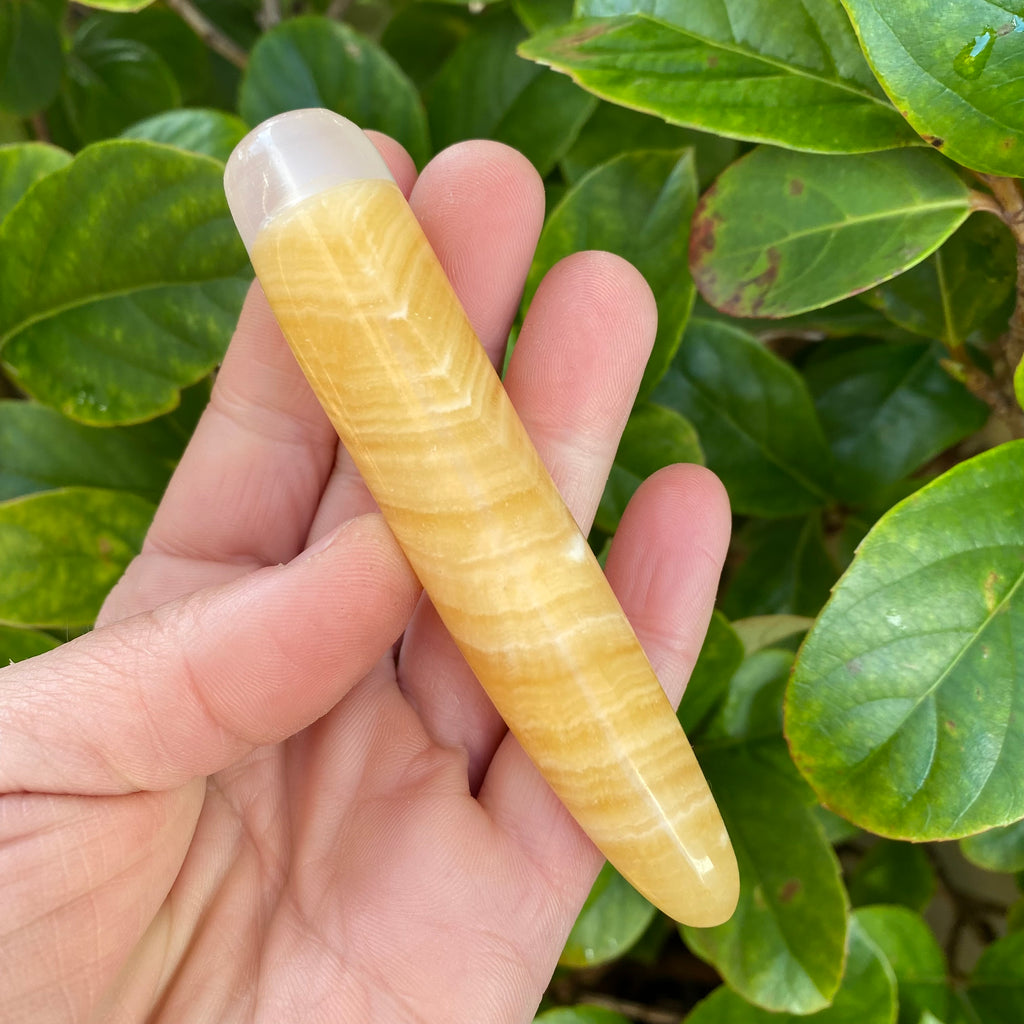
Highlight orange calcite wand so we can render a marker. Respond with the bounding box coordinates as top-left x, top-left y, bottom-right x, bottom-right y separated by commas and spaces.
225, 109, 738, 927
